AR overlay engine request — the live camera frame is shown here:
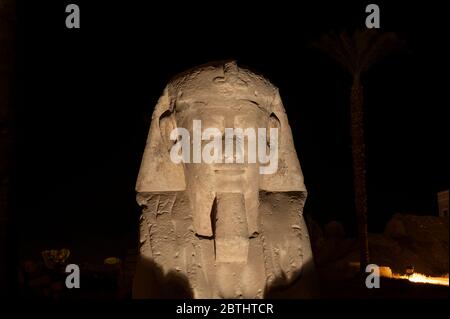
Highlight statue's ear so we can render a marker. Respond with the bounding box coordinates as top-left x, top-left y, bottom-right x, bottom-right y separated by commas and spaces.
259, 90, 307, 192
159, 109, 177, 150
136, 86, 186, 194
